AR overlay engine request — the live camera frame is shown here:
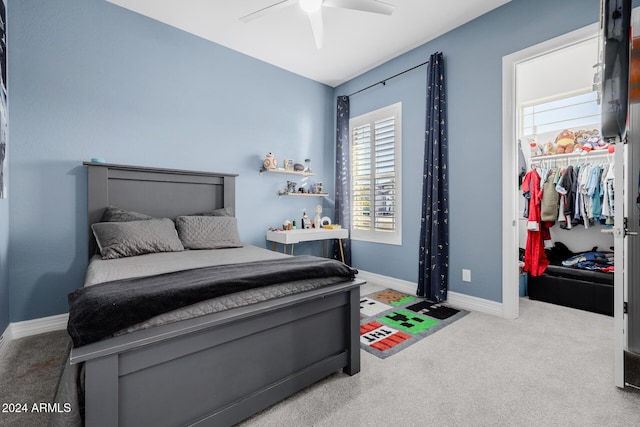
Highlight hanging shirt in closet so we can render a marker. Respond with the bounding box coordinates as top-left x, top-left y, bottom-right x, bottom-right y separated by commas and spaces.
587, 164, 603, 221
578, 163, 593, 228
573, 165, 582, 224
601, 161, 615, 225
556, 165, 575, 229
541, 167, 560, 222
